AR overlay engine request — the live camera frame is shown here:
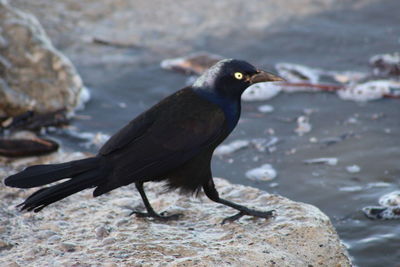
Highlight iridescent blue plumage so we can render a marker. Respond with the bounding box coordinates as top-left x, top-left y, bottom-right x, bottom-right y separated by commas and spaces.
193, 89, 240, 131
192, 59, 257, 131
